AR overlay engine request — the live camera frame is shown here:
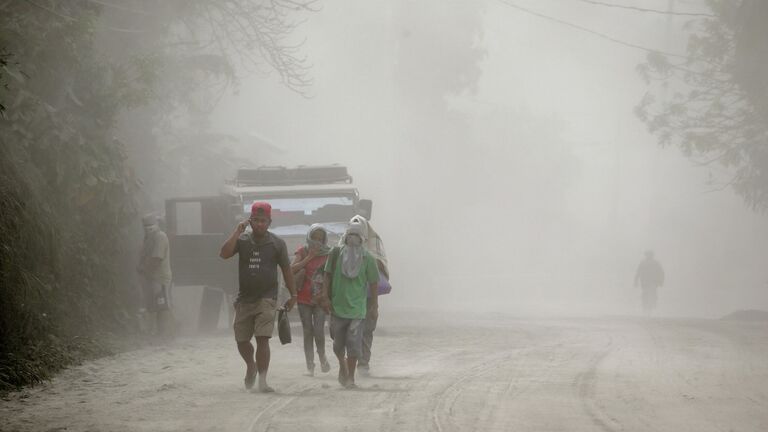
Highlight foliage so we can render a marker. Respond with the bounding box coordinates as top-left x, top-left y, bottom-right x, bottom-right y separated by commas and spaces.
90, 0, 317, 207
636, 0, 768, 211
0, 1, 143, 391
0, 48, 12, 115
0, 0, 316, 391
175, 0, 317, 93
